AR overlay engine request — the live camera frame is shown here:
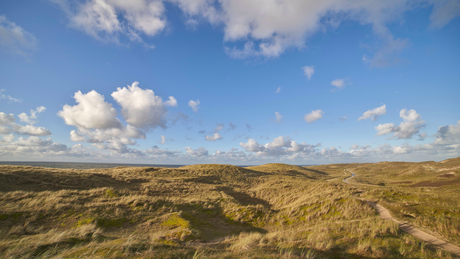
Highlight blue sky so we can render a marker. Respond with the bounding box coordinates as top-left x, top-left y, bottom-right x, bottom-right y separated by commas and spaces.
0, 0, 459, 165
